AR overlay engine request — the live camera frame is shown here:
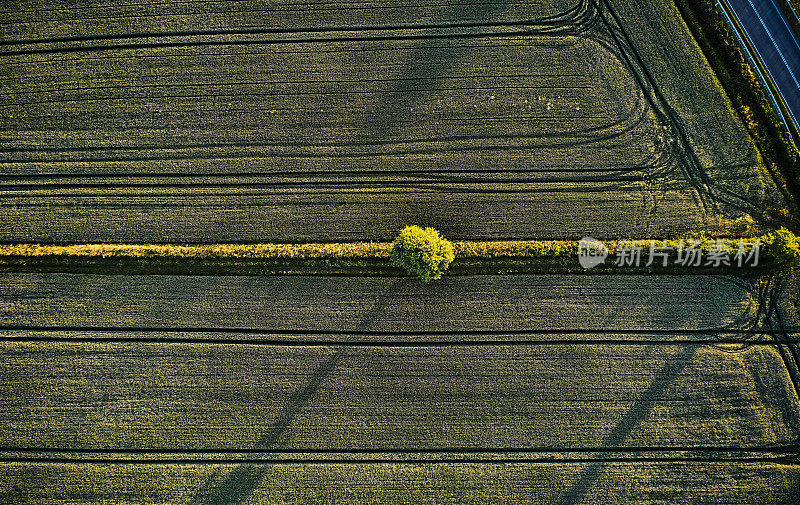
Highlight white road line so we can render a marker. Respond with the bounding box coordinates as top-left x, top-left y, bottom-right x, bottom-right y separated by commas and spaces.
744, 0, 800, 90
767, 0, 800, 55
736, 0, 800, 126
720, 1, 790, 125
